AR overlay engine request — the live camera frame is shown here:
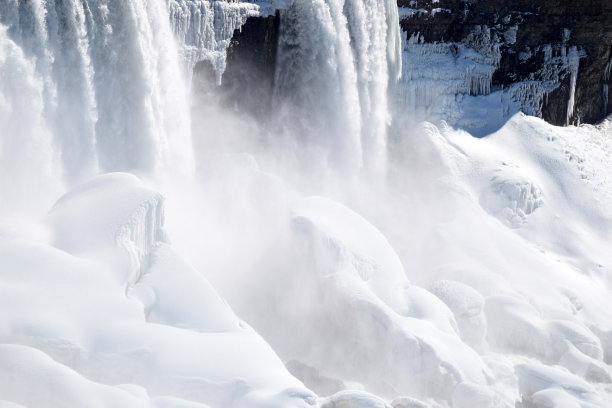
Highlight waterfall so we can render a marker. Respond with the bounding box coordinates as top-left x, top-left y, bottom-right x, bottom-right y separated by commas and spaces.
0, 0, 401, 211
0, 0, 194, 191
0, 24, 60, 214
272, 0, 401, 174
